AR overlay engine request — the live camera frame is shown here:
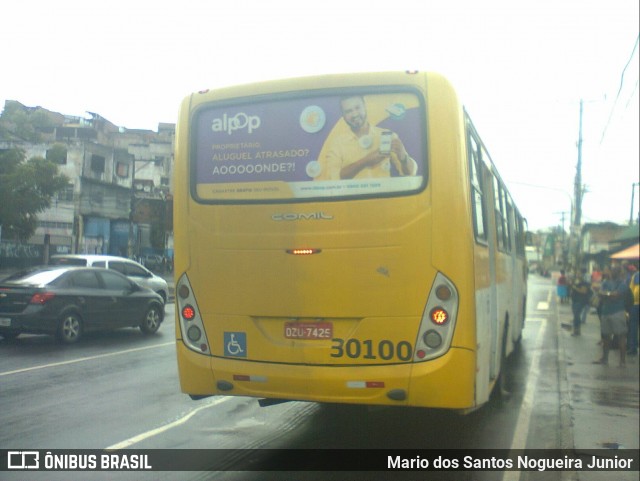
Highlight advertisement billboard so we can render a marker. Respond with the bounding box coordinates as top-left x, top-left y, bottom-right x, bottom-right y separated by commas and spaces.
193, 91, 426, 202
